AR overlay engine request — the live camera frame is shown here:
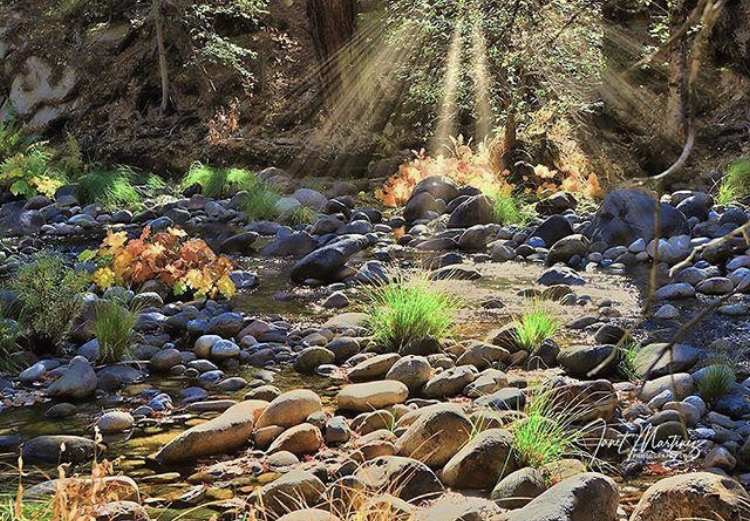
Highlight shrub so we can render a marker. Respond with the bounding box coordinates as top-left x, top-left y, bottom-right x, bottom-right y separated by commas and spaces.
0, 119, 32, 161
0, 142, 68, 198
82, 227, 236, 299
12, 254, 89, 352
511, 305, 561, 353
365, 271, 460, 351
717, 158, 750, 205
94, 299, 139, 363
77, 165, 164, 209
240, 187, 281, 221
180, 163, 259, 199
697, 364, 735, 404
511, 389, 591, 471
